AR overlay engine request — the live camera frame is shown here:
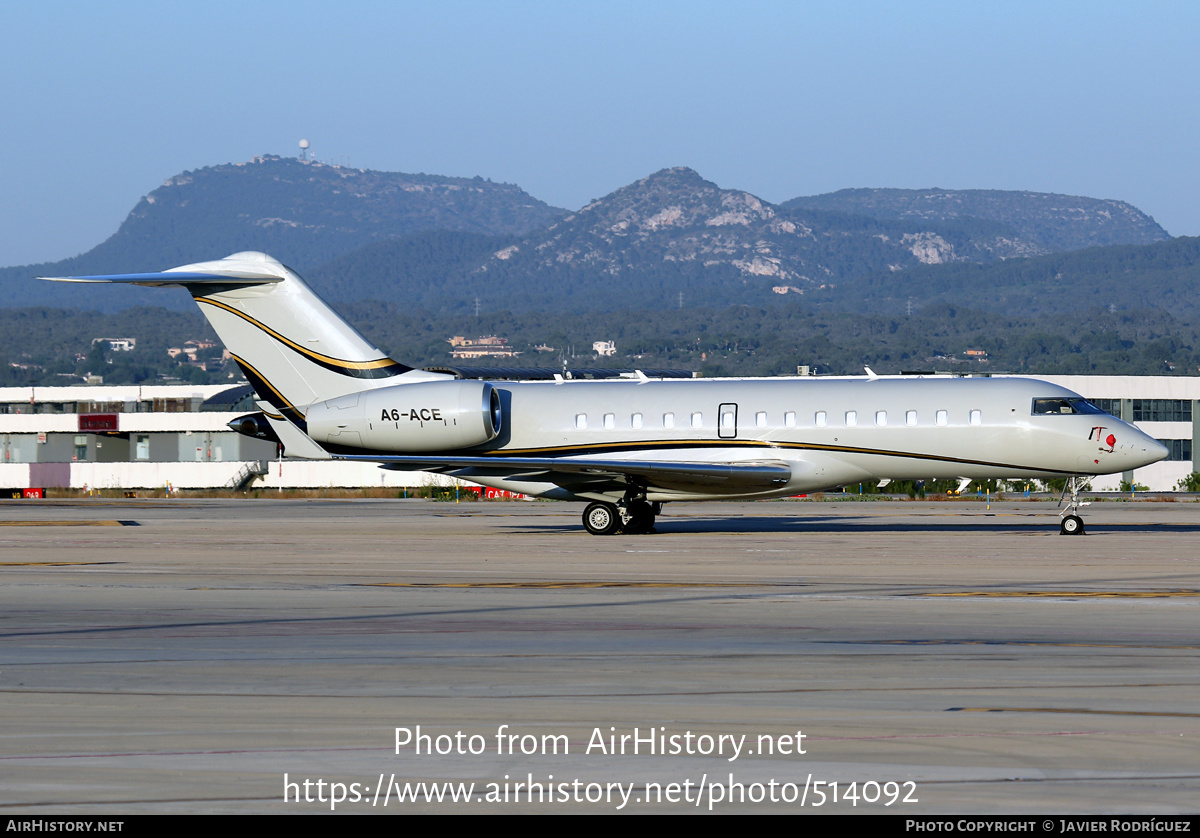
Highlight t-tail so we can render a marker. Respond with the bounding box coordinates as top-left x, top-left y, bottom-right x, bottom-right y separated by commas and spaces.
41, 252, 502, 456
